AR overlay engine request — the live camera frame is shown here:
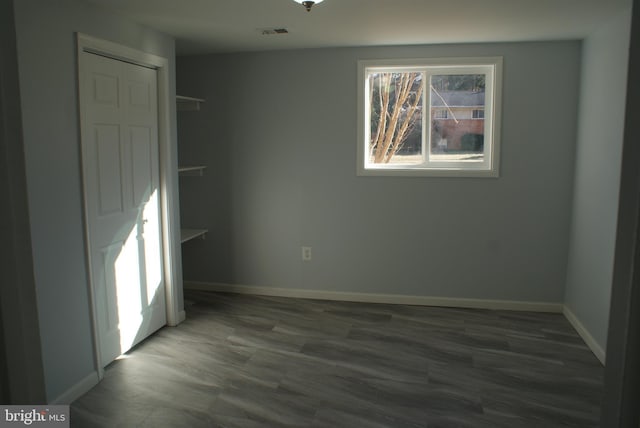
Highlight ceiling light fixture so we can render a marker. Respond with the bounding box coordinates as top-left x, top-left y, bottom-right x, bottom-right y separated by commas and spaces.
293, 0, 324, 12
